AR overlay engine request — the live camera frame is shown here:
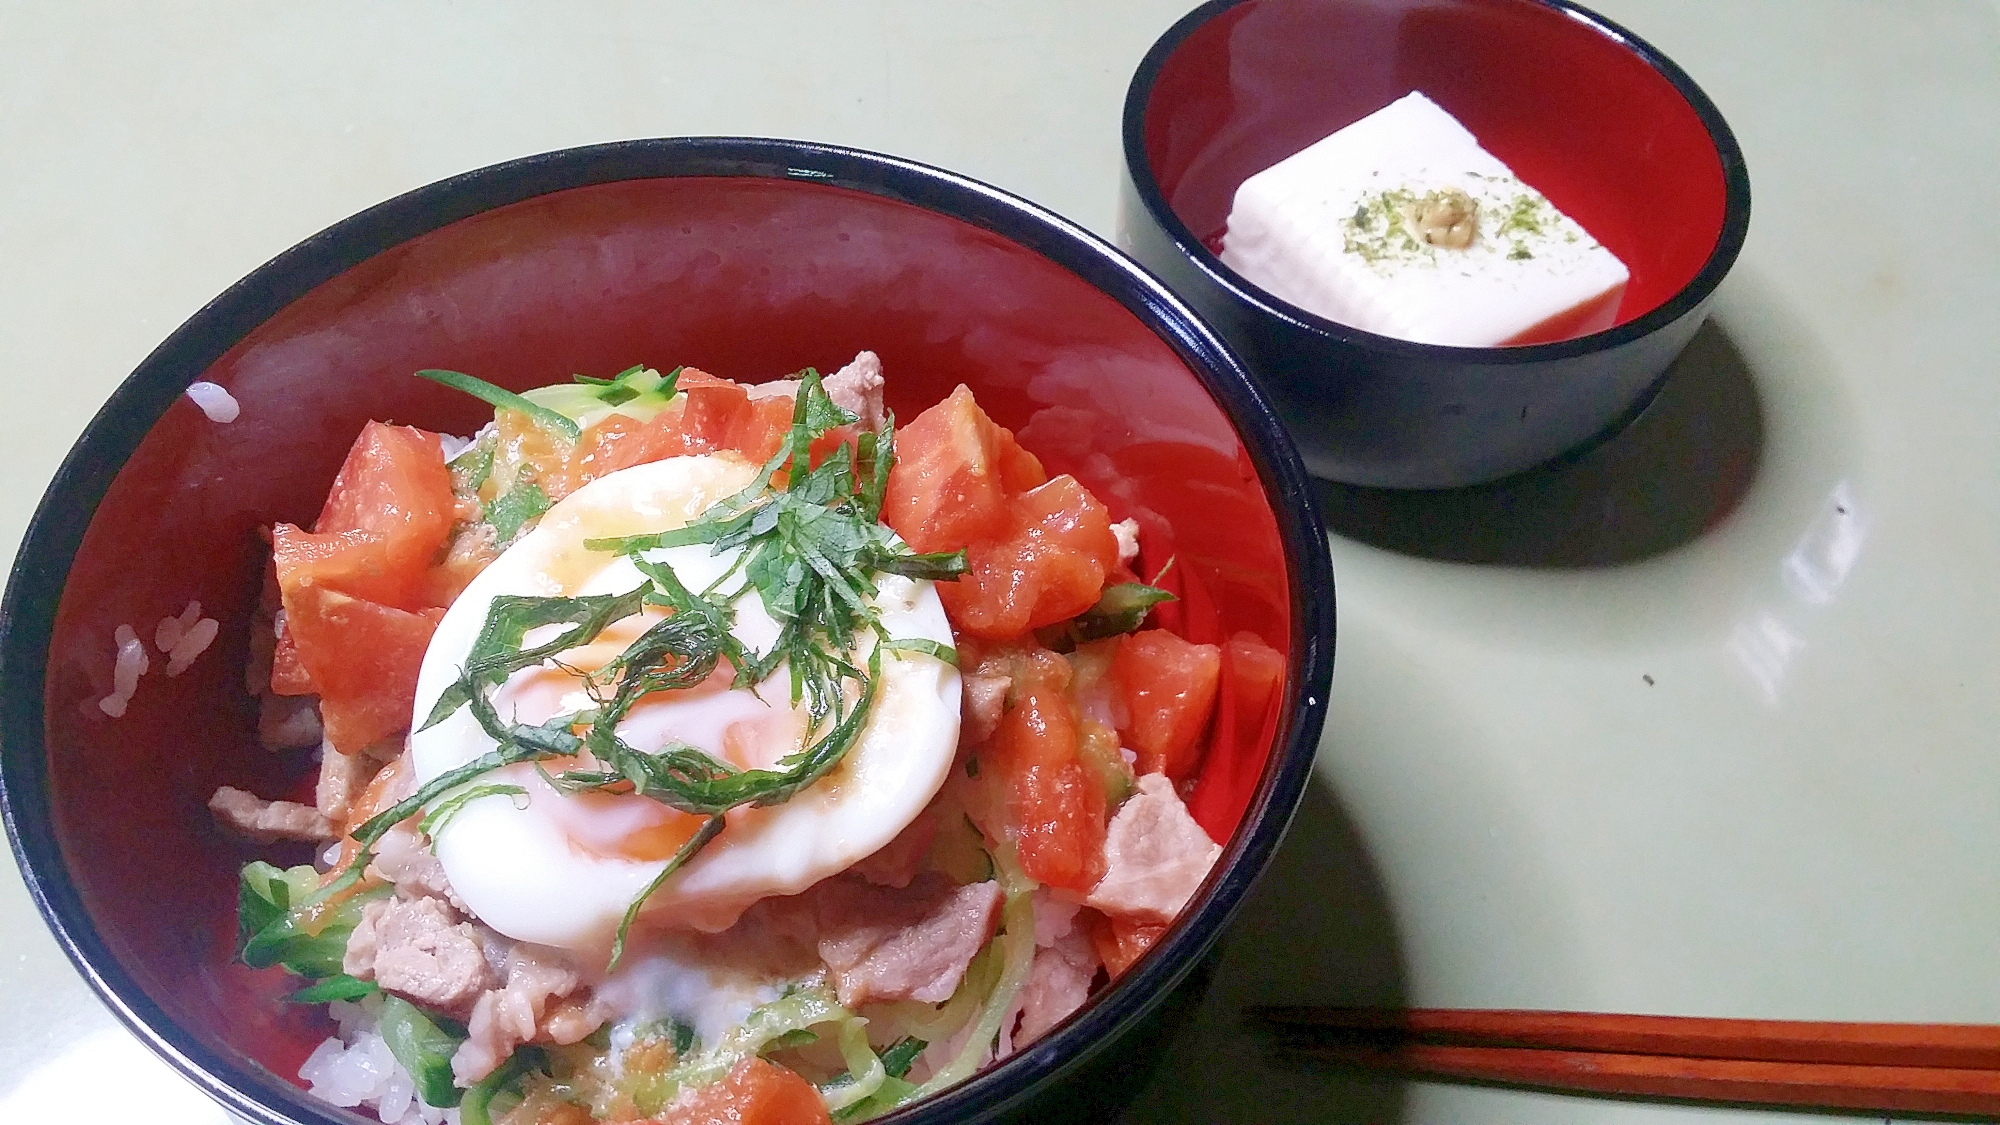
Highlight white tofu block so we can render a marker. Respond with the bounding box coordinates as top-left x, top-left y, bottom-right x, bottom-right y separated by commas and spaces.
1219, 92, 1629, 347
